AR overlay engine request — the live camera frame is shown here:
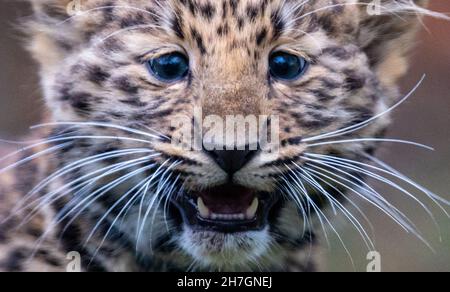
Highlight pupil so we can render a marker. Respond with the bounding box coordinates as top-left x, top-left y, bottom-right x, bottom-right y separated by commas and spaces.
270, 52, 304, 80
150, 53, 188, 81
